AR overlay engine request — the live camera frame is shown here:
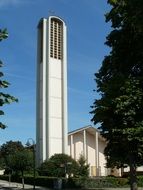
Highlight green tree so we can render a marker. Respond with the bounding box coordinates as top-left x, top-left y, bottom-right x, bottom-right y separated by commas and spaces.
0, 141, 33, 188
91, 1, 143, 190
7, 149, 33, 188
0, 28, 18, 129
0, 140, 24, 166
77, 154, 89, 177
38, 153, 79, 177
